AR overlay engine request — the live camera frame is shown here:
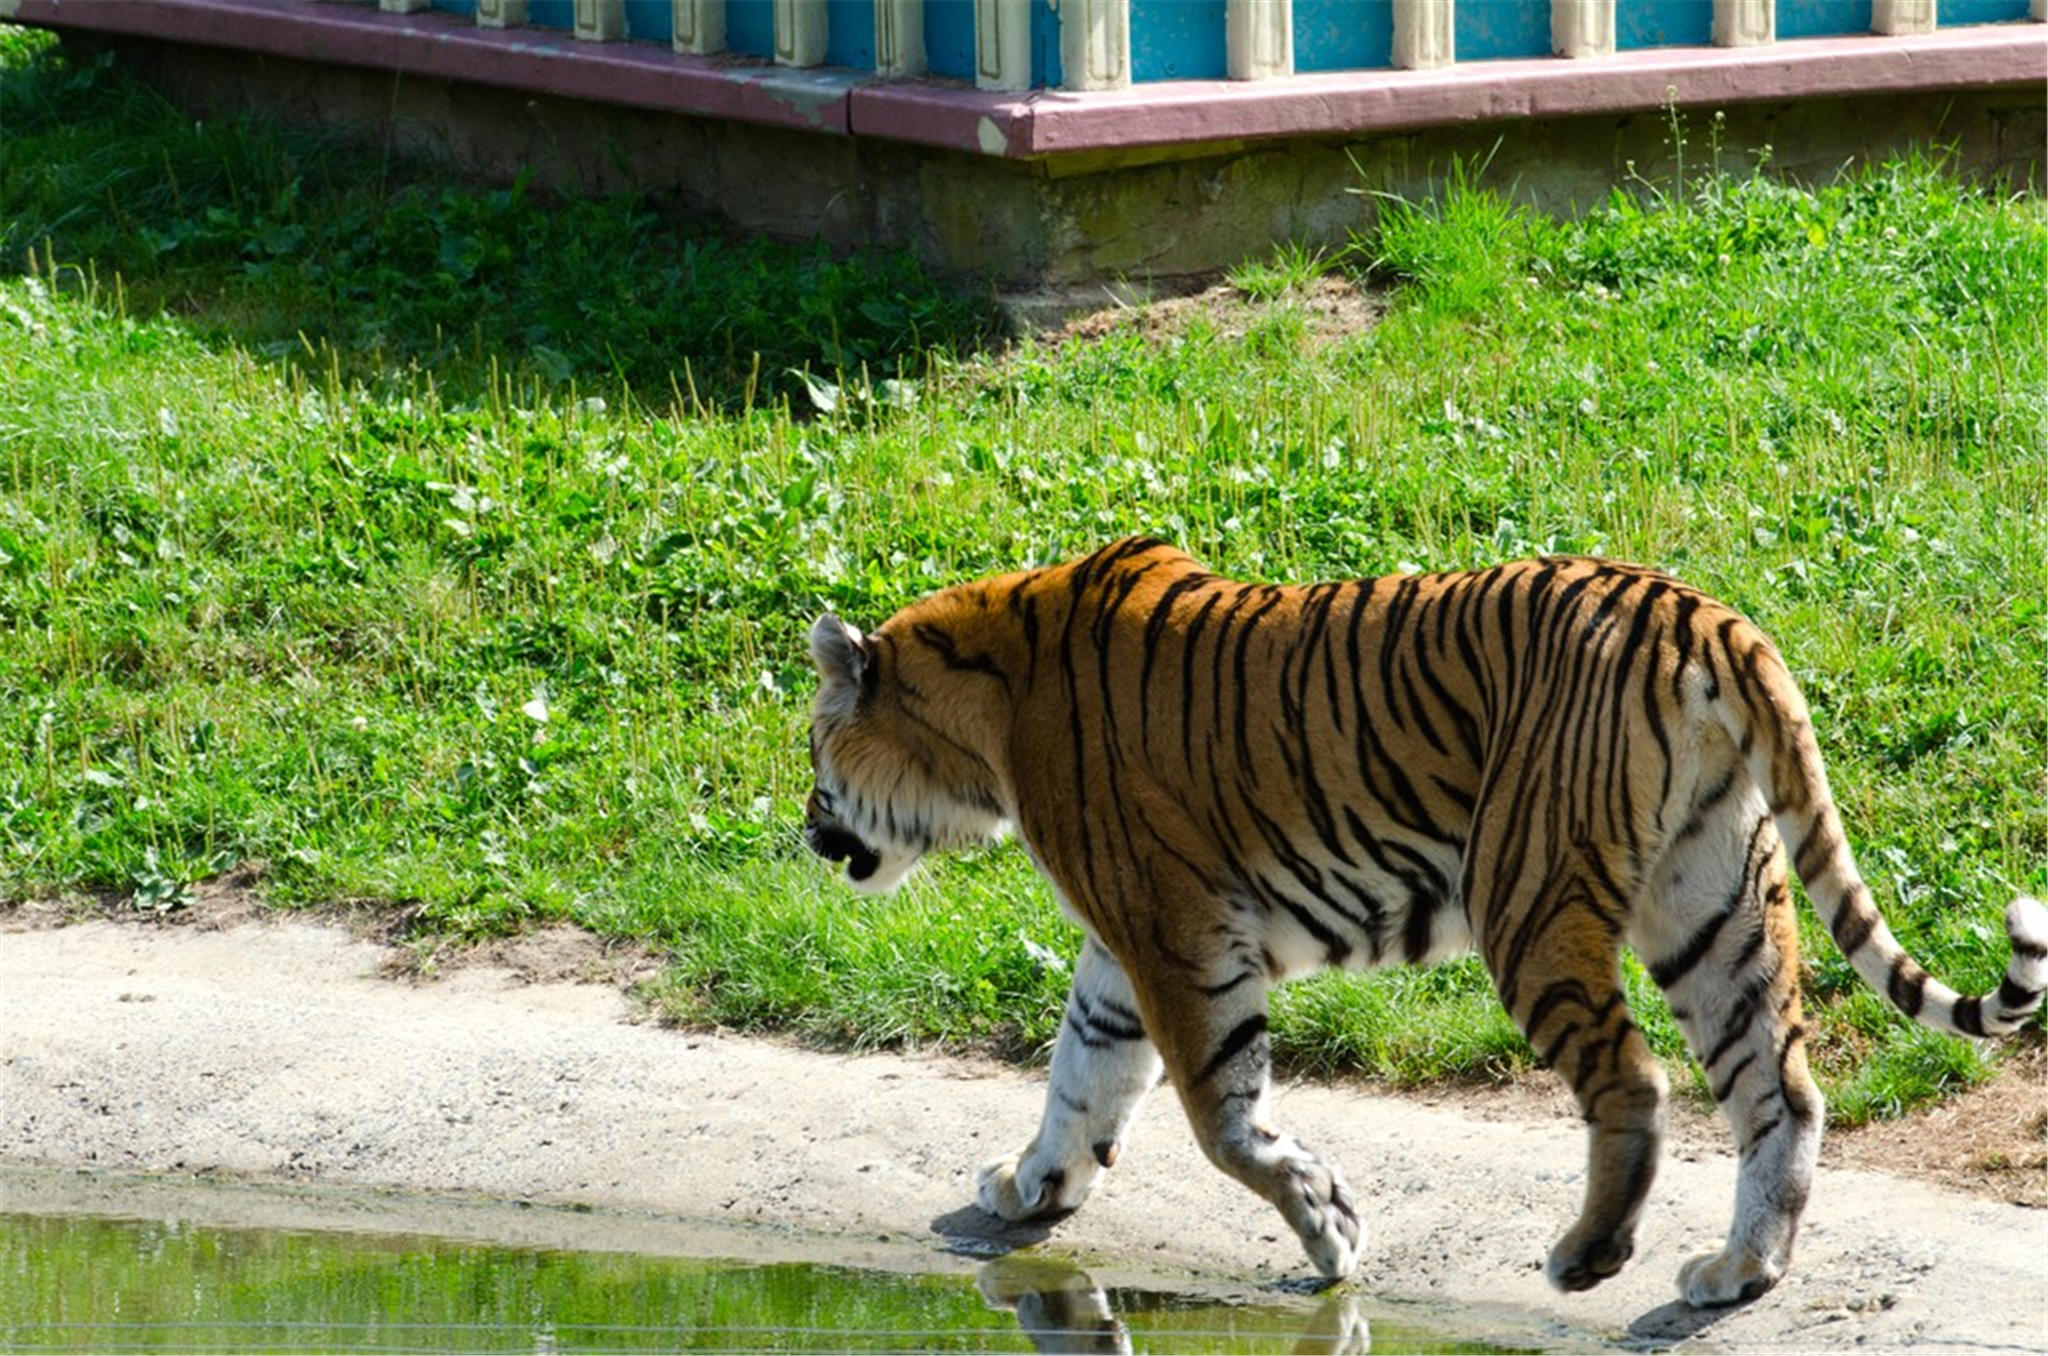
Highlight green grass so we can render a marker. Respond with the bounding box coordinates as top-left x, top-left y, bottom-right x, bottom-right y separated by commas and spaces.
0, 30, 993, 407
2, 28, 2042, 1123
1225, 240, 1340, 301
